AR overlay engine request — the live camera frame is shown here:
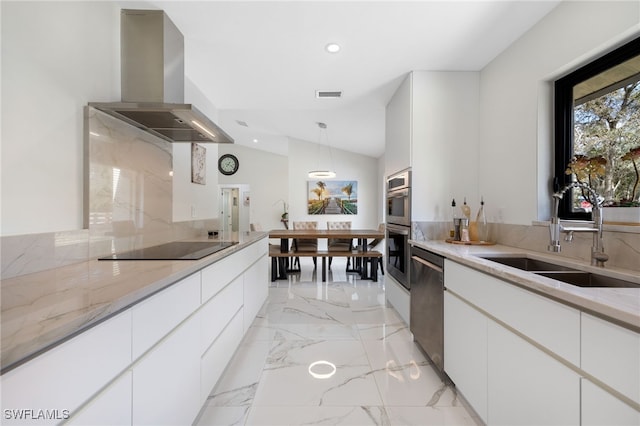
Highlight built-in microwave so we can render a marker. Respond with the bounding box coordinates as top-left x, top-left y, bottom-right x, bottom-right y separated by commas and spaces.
386, 170, 411, 226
